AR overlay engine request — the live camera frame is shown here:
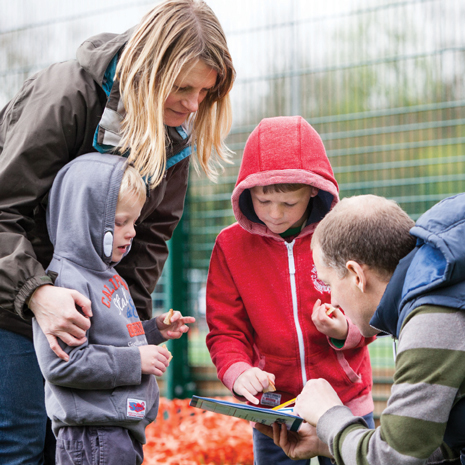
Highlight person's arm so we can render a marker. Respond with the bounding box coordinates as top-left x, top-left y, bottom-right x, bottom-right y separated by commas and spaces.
142, 309, 195, 345
0, 63, 99, 353
300, 306, 464, 464
115, 156, 190, 321
33, 319, 142, 389
205, 236, 266, 401
32, 278, 170, 388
